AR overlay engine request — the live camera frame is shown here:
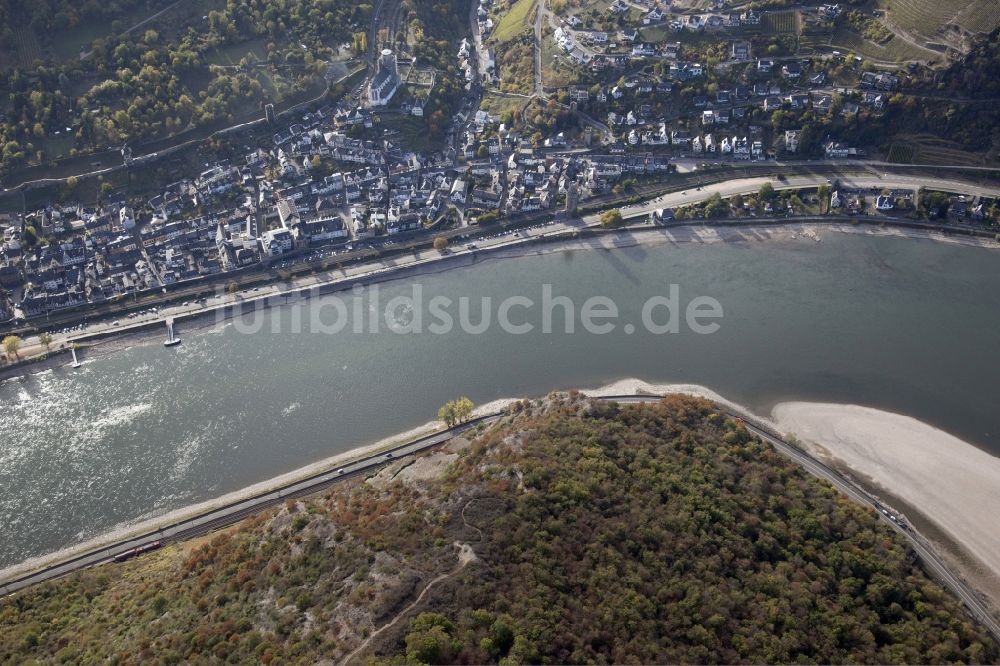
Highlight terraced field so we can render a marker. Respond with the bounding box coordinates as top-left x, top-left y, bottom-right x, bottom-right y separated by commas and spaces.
897, 133, 998, 167
762, 11, 798, 35
886, 143, 916, 164
11, 26, 43, 67
877, 0, 1000, 41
